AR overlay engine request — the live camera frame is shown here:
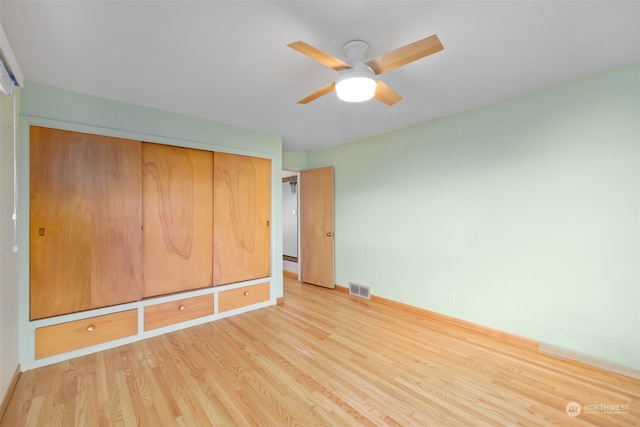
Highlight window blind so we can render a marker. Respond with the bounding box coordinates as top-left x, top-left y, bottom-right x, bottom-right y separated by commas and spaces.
0, 23, 23, 96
